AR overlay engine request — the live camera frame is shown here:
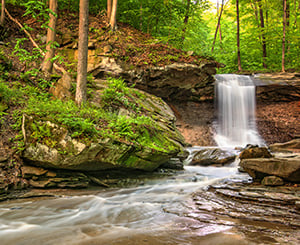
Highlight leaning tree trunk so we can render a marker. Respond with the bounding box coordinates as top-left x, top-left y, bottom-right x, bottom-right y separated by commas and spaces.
41, 0, 58, 74
257, 0, 267, 69
1, 0, 5, 26
182, 0, 191, 43
211, 0, 224, 53
75, 0, 89, 106
282, 0, 287, 72
110, 0, 117, 30
236, 0, 242, 72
